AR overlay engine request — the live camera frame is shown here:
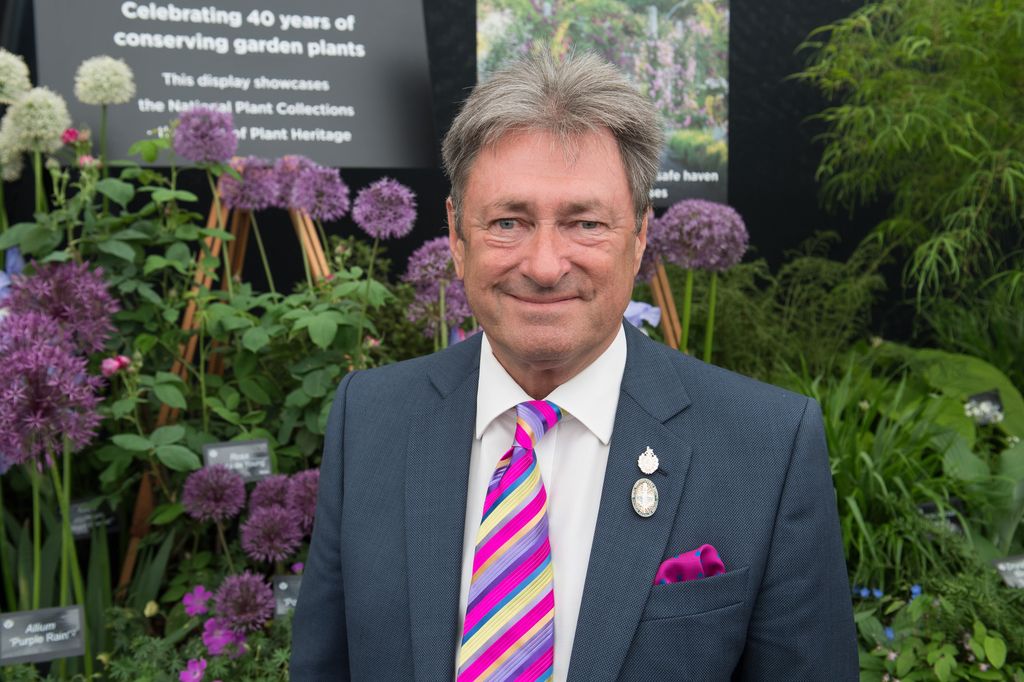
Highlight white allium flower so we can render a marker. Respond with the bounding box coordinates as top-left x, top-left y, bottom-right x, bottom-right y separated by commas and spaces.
964, 399, 1004, 426
0, 48, 31, 104
0, 114, 24, 182
74, 55, 136, 106
6, 87, 71, 154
